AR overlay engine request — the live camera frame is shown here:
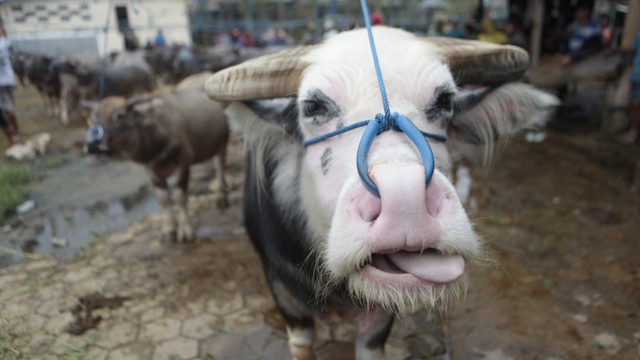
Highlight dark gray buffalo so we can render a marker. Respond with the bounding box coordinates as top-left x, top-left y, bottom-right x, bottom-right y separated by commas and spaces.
56, 57, 155, 125
205, 27, 559, 359
86, 72, 230, 242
